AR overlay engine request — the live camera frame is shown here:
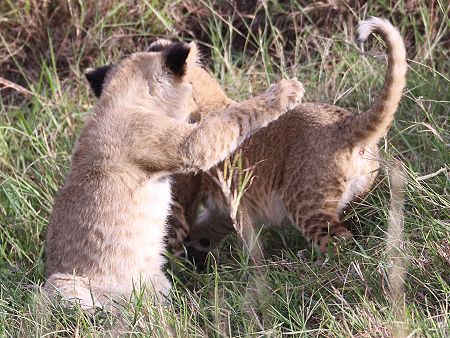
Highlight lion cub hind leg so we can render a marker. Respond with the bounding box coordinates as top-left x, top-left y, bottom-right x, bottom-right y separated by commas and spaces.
301, 209, 352, 254
283, 189, 353, 254
43, 273, 104, 311
44, 273, 171, 312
